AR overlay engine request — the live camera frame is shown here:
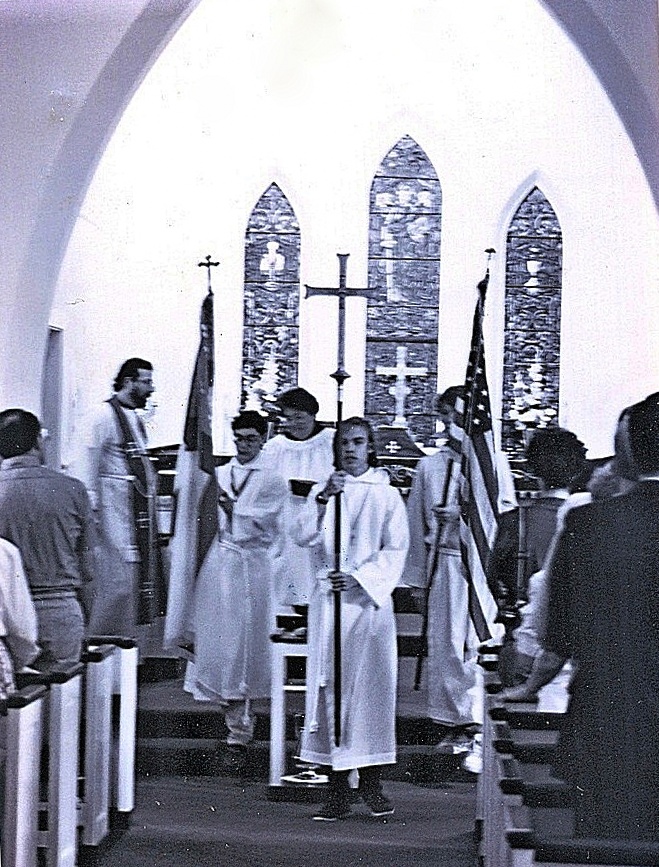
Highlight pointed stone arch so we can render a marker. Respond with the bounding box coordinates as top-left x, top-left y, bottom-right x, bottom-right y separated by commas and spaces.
365, 135, 442, 445
241, 183, 301, 415
502, 186, 563, 459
